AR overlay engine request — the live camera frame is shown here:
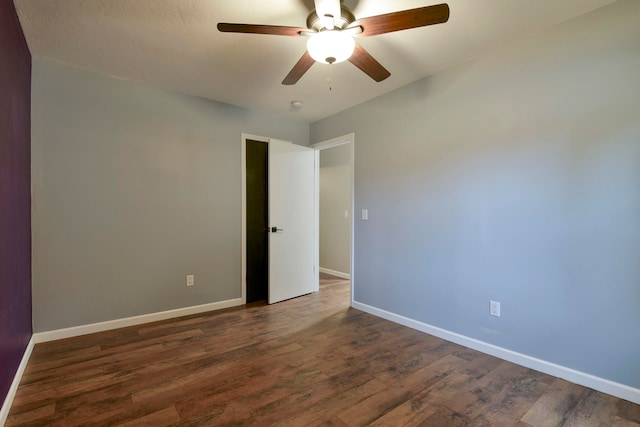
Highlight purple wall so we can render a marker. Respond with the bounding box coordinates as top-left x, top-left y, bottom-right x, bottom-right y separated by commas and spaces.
0, 0, 32, 404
